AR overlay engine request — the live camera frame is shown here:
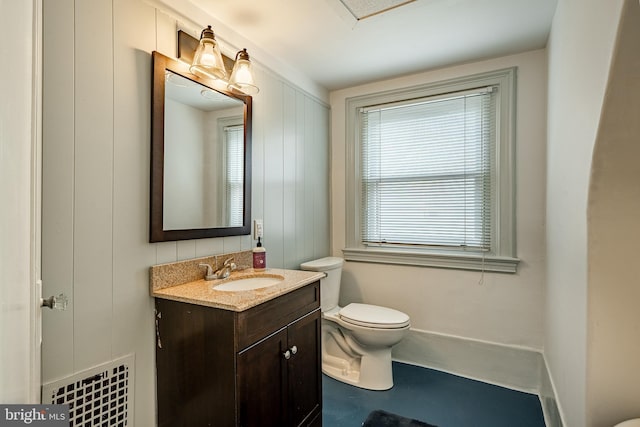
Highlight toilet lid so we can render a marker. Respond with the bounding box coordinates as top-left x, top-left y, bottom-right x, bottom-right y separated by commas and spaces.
339, 303, 410, 329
